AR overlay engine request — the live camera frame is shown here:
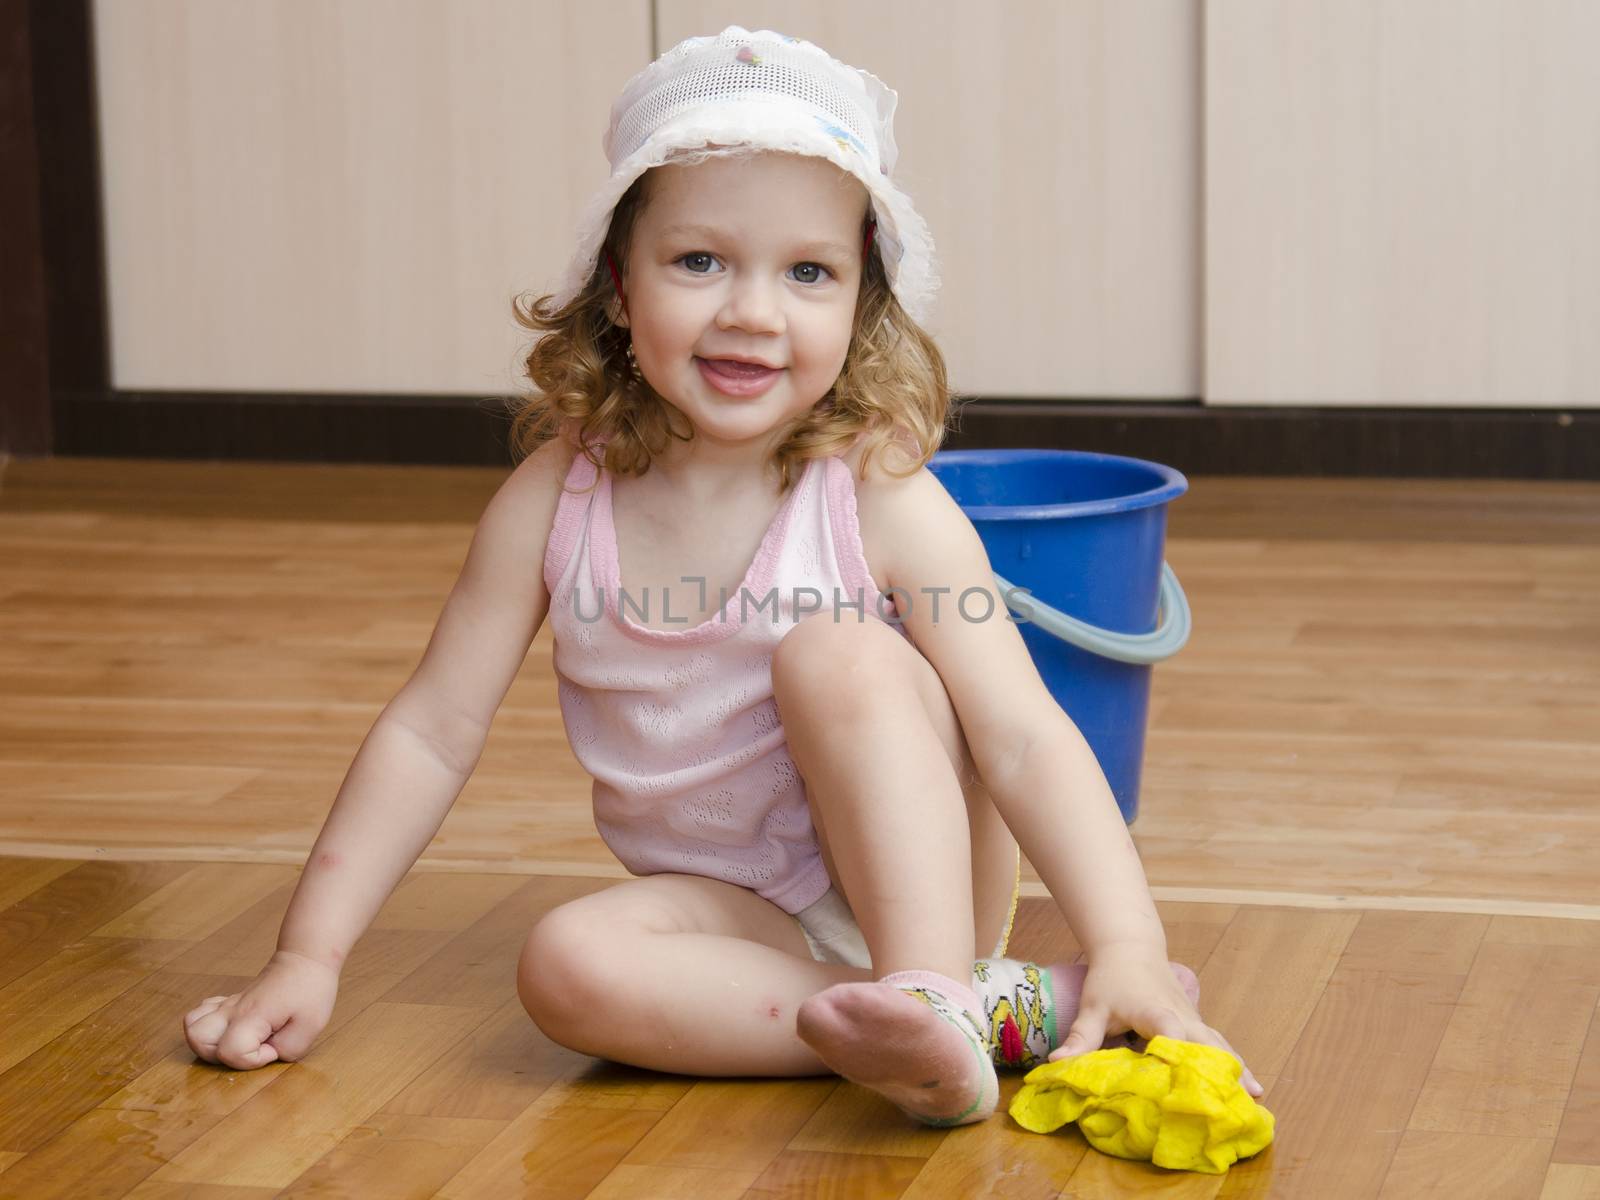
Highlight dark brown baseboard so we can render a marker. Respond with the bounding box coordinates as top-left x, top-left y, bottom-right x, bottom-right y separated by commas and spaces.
947, 399, 1597, 479
48, 390, 1597, 478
